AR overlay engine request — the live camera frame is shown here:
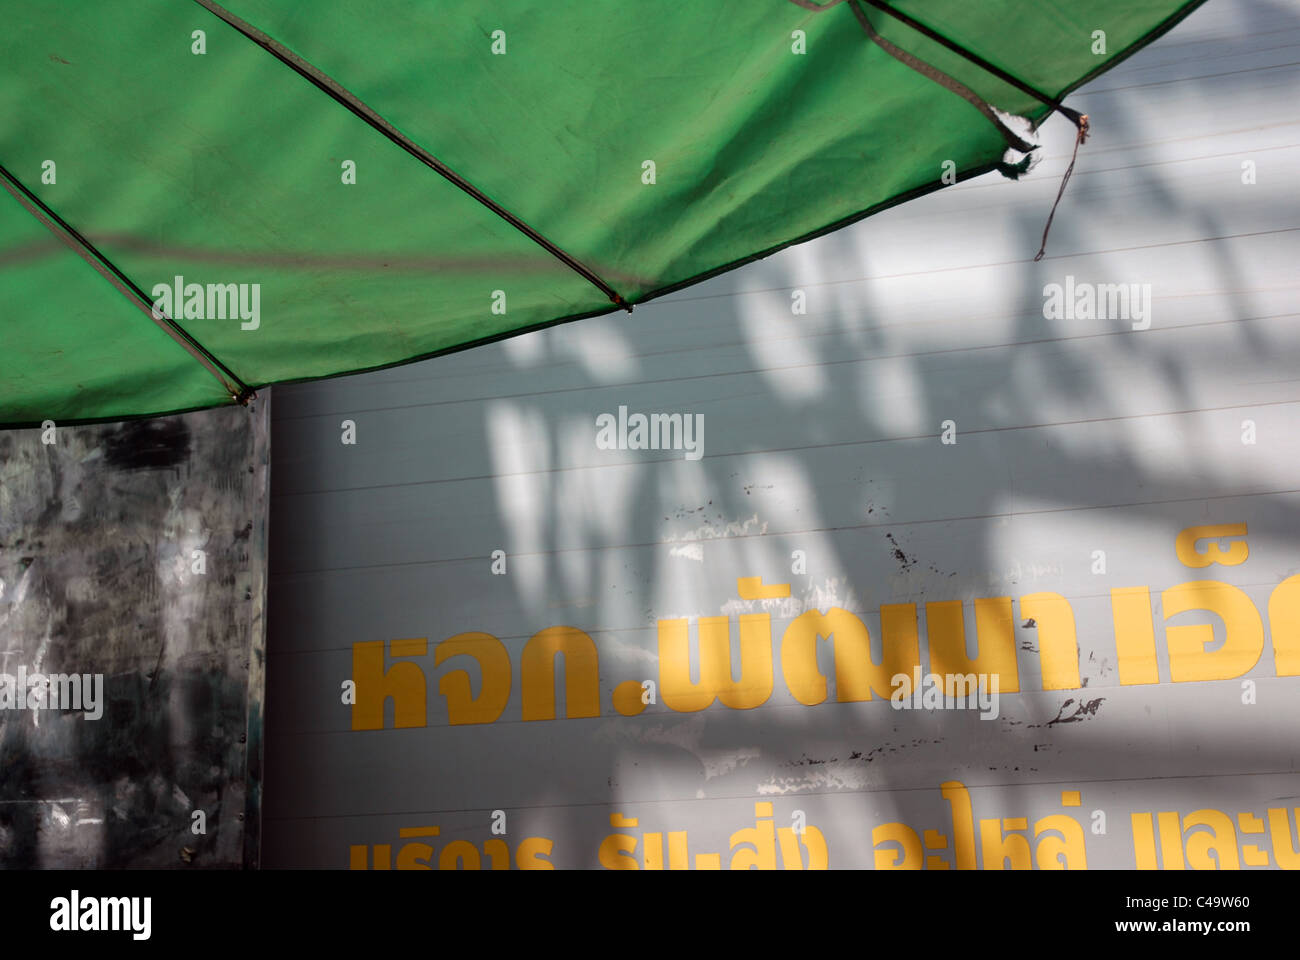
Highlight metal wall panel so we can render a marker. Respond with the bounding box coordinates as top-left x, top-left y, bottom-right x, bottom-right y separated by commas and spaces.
0, 400, 269, 868
264, 0, 1300, 869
